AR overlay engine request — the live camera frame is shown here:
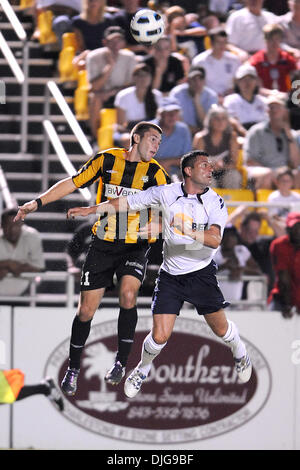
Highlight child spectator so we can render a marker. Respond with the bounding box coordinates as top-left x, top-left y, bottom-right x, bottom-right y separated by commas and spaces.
249, 23, 297, 93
